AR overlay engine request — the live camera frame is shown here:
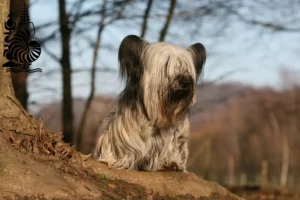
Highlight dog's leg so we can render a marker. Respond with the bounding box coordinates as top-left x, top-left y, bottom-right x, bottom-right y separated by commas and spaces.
176, 118, 190, 172
179, 139, 189, 172
161, 136, 188, 172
